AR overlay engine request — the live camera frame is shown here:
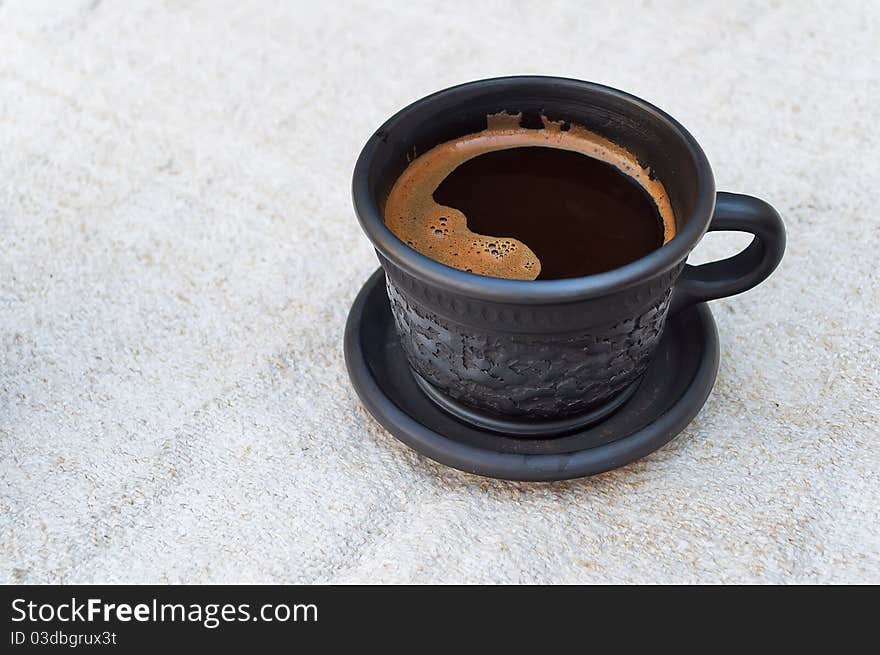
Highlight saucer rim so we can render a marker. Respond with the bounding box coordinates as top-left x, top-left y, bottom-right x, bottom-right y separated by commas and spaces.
344, 268, 720, 482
